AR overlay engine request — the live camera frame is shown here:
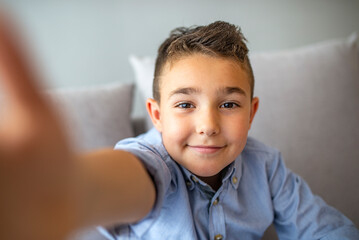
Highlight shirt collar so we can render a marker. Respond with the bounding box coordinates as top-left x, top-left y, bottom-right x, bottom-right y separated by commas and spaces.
222, 154, 242, 190
179, 164, 197, 191
178, 154, 243, 191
